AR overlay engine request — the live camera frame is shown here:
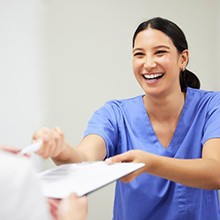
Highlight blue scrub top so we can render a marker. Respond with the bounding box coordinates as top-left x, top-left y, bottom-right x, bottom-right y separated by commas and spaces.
84, 88, 220, 220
